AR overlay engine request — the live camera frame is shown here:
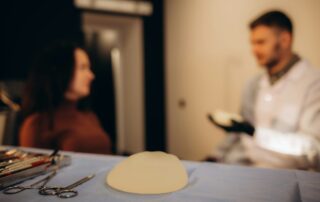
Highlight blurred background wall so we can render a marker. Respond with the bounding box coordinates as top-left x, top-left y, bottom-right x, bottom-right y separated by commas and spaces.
165, 0, 320, 160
